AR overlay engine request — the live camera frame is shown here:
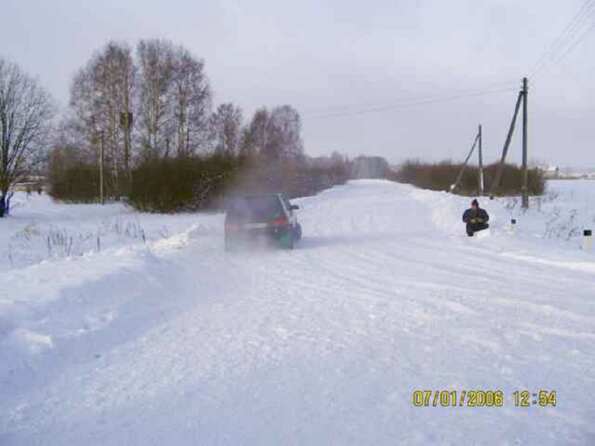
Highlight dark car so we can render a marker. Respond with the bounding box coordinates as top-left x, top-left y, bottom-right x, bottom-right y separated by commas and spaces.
224, 193, 302, 250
